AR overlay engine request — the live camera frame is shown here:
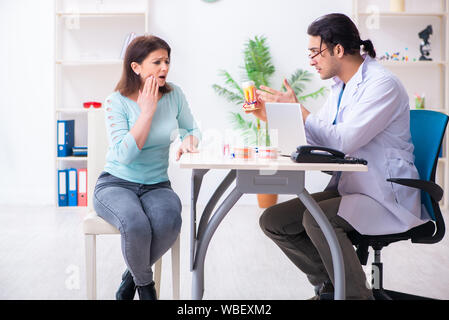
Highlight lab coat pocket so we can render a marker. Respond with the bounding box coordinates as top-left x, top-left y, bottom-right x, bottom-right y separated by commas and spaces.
385, 148, 419, 206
